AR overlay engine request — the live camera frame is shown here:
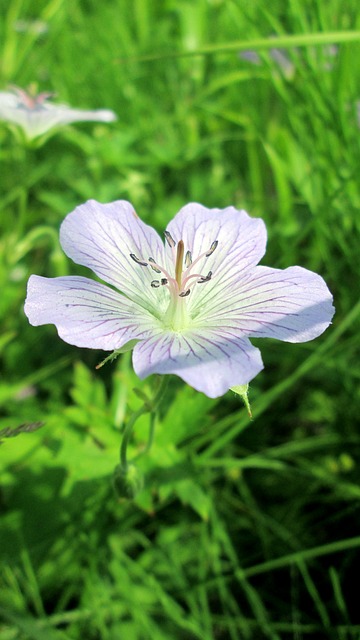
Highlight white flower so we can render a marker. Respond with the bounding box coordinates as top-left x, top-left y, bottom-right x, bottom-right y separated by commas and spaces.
0, 87, 117, 142
25, 200, 335, 398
